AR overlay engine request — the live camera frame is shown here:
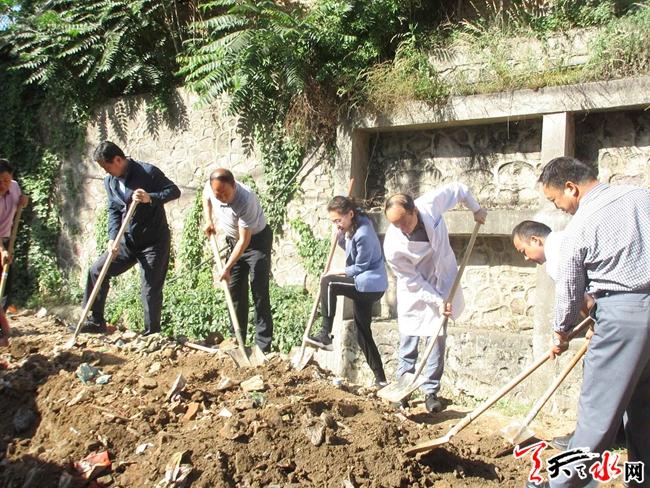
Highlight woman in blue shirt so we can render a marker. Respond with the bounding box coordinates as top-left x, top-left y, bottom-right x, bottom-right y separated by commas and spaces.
307, 196, 388, 386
